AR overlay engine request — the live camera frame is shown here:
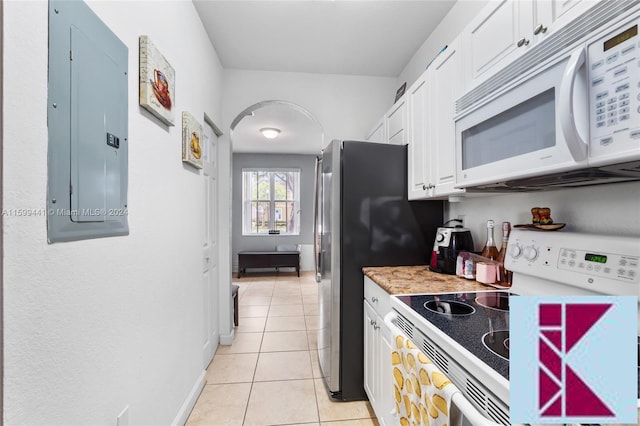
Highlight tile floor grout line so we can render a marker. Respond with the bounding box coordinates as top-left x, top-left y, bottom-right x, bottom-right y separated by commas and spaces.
242, 291, 269, 426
